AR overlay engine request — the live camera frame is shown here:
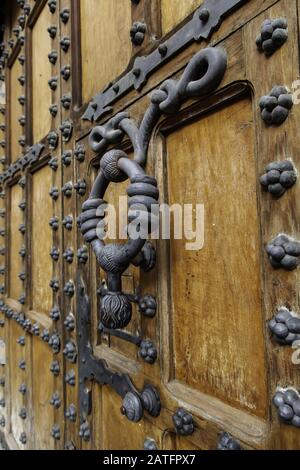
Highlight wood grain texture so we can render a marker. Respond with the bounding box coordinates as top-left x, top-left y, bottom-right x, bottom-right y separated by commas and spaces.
101, 386, 145, 450
9, 59, 22, 163
244, 0, 300, 450
9, 322, 26, 446
161, 0, 200, 34
9, 184, 23, 301
31, 165, 52, 314
32, 4, 52, 143
80, 0, 132, 104
165, 97, 268, 418
31, 336, 55, 449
